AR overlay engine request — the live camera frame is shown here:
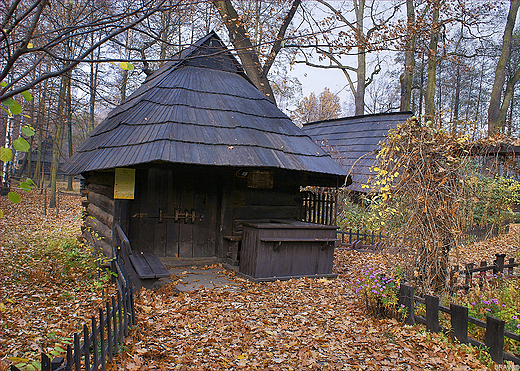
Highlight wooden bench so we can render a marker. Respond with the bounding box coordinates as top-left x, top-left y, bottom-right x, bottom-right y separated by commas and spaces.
224, 235, 242, 261
128, 249, 171, 279
115, 223, 170, 282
